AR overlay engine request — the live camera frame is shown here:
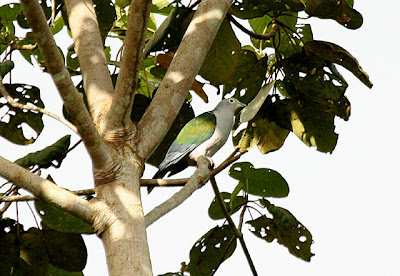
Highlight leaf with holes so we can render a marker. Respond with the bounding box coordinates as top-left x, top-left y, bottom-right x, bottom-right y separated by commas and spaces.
229, 162, 289, 197
223, 49, 268, 104
283, 52, 348, 101
42, 227, 87, 272
35, 200, 94, 234
234, 112, 289, 154
199, 18, 240, 86
285, 98, 339, 153
304, 40, 373, 88
247, 201, 314, 261
208, 192, 246, 220
0, 84, 44, 145
304, 0, 363, 29
15, 135, 71, 169
230, 0, 305, 19
185, 225, 237, 275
